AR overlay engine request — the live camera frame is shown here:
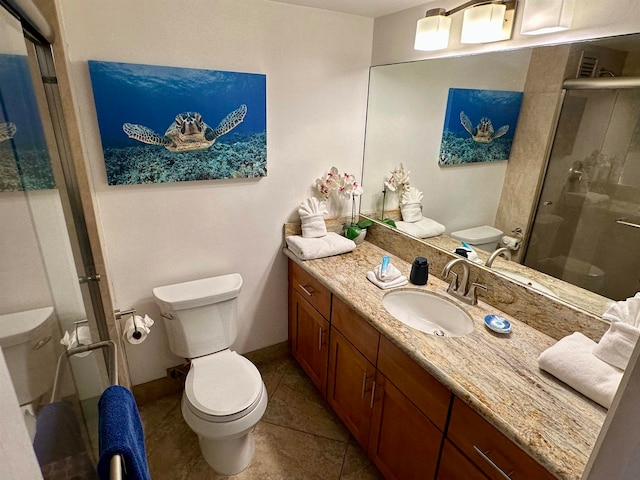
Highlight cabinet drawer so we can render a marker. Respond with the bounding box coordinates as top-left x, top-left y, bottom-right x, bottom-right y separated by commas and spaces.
377, 336, 451, 431
289, 259, 331, 319
332, 296, 379, 365
448, 398, 555, 480
437, 440, 488, 480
